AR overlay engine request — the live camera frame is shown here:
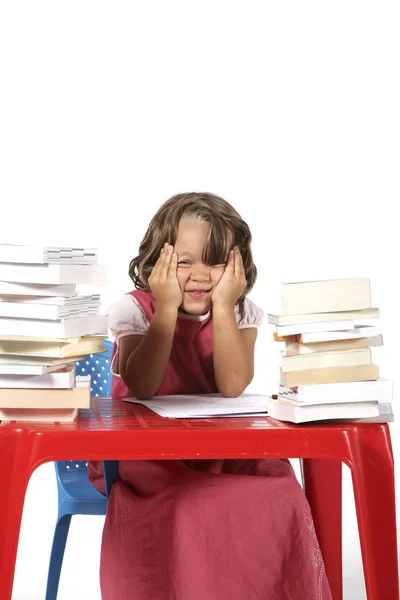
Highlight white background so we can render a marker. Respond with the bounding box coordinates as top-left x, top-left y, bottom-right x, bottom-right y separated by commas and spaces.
0, 1, 399, 599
